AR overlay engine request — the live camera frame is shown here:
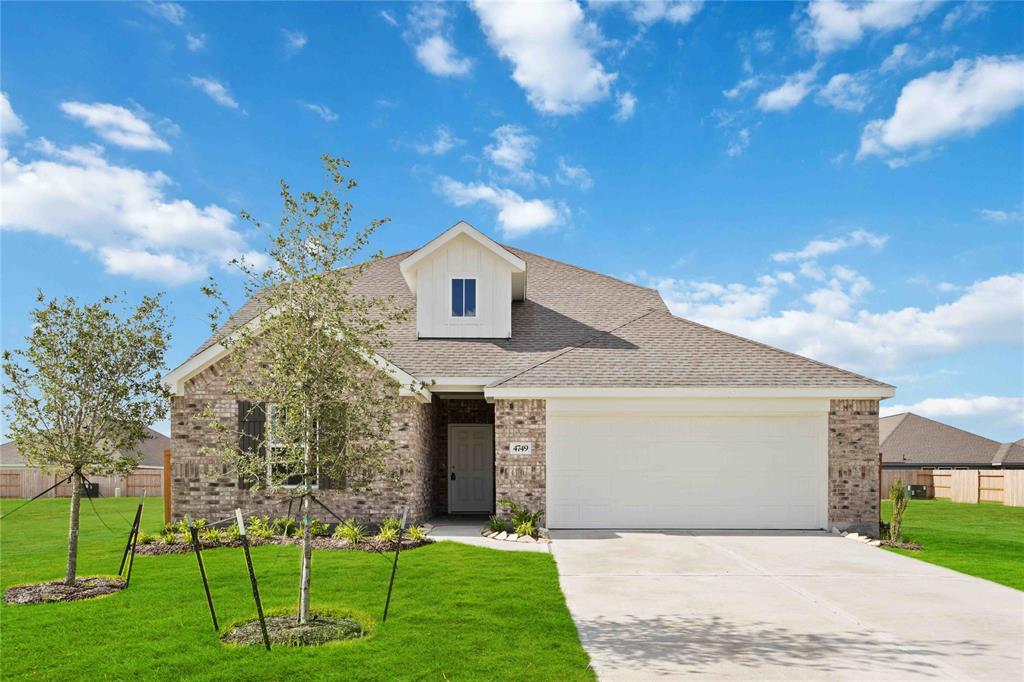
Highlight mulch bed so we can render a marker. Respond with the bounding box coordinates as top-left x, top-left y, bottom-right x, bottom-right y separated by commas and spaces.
4, 577, 125, 605
881, 540, 923, 551
221, 613, 367, 647
135, 536, 431, 556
